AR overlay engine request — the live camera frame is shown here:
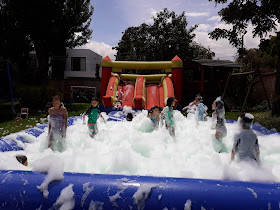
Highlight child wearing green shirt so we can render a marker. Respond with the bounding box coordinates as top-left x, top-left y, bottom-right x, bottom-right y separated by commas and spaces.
83, 98, 105, 138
